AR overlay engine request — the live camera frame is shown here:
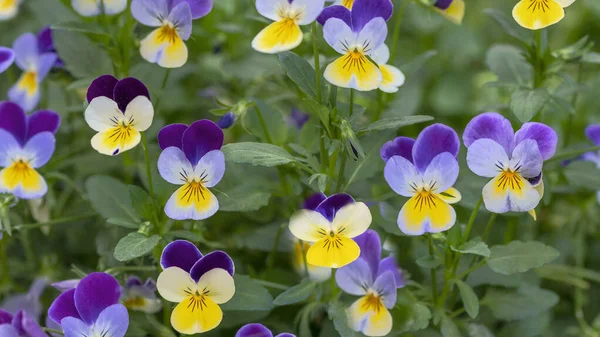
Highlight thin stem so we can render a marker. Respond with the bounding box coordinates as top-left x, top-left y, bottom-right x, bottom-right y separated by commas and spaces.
534, 29, 543, 89
428, 234, 438, 303
481, 213, 497, 242
456, 260, 487, 280
255, 279, 291, 291
141, 132, 155, 199
504, 217, 519, 244
154, 68, 171, 112
547, 145, 600, 163
13, 213, 97, 231
335, 155, 347, 193
255, 106, 273, 144
312, 22, 322, 104
349, 88, 355, 117
0, 235, 8, 285
320, 128, 328, 172
462, 196, 483, 245
389, 0, 408, 62
566, 63, 583, 146
330, 268, 338, 299
105, 265, 157, 275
